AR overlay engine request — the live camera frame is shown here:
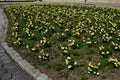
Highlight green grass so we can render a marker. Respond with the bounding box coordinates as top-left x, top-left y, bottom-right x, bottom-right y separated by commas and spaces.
4, 4, 120, 80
